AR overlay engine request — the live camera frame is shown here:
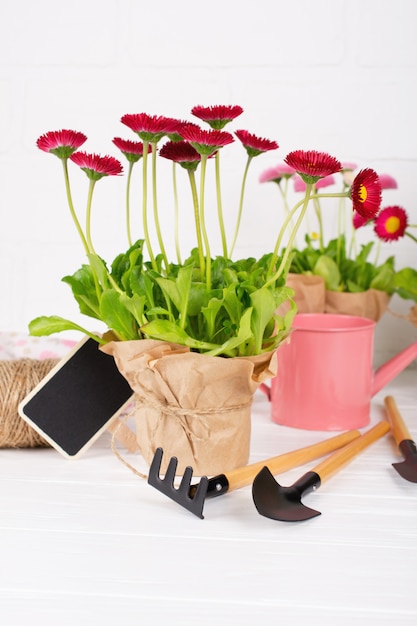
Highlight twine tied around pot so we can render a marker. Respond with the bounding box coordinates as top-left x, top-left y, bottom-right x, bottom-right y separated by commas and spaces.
0, 358, 58, 448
